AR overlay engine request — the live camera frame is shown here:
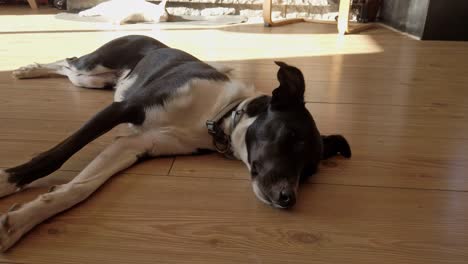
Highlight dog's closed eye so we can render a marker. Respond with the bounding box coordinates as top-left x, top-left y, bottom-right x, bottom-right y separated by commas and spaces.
294, 141, 306, 152
251, 161, 260, 177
